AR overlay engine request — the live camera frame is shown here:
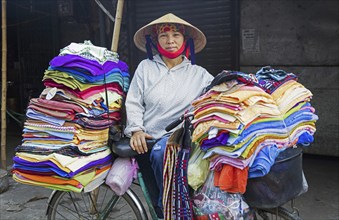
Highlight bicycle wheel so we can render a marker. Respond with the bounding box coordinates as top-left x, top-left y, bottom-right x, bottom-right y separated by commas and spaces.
47, 184, 147, 220
255, 206, 302, 220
